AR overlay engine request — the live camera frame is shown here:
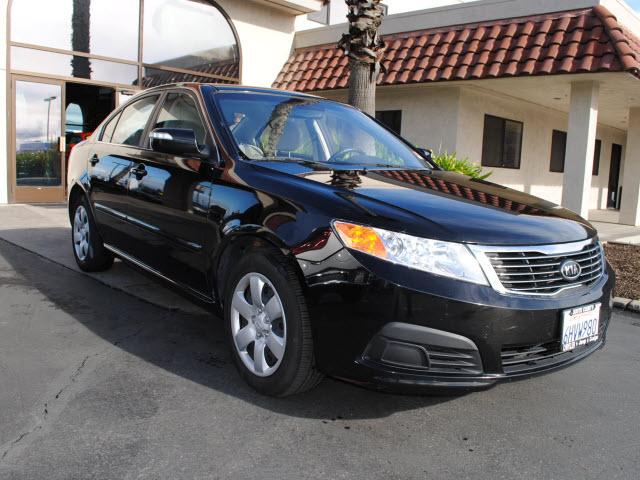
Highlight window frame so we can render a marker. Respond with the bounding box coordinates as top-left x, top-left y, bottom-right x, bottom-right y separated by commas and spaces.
481, 114, 523, 170
151, 91, 209, 146
144, 88, 219, 163
9, 0, 242, 88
